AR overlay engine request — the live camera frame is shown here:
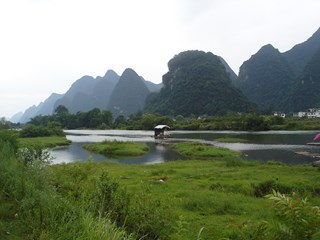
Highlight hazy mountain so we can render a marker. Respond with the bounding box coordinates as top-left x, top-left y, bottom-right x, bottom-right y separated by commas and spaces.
289, 48, 320, 111
53, 76, 99, 114
10, 112, 23, 123
108, 68, 150, 116
19, 105, 38, 123
236, 44, 295, 111
145, 50, 254, 116
14, 68, 161, 122
283, 27, 320, 77
17, 92, 62, 123
18, 93, 62, 123
92, 70, 120, 109
36, 93, 63, 116
54, 70, 120, 113
142, 78, 163, 92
